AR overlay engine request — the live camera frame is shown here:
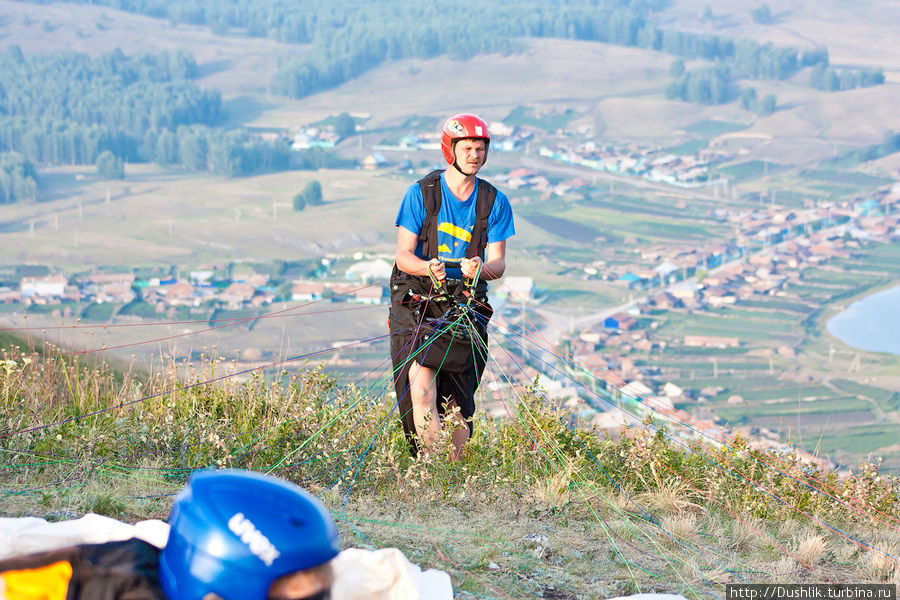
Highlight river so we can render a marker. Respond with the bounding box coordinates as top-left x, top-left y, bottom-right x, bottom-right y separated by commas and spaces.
826, 283, 900, 356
